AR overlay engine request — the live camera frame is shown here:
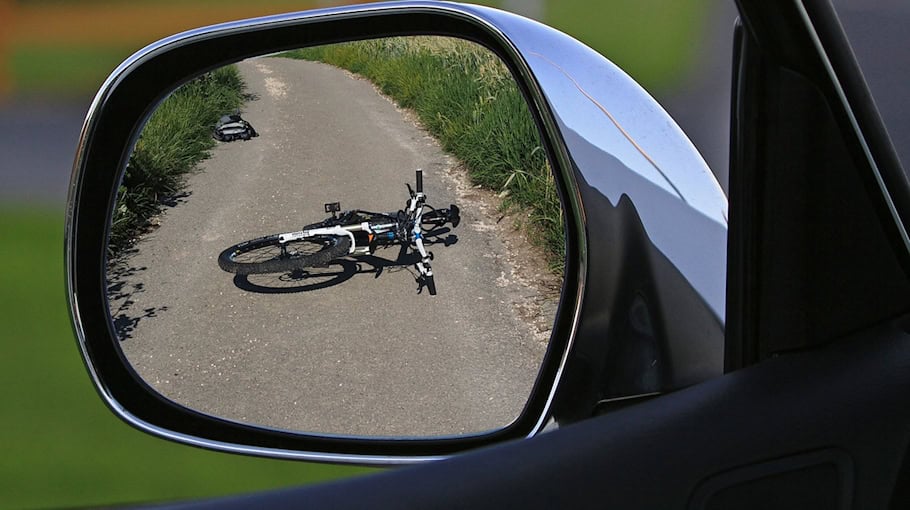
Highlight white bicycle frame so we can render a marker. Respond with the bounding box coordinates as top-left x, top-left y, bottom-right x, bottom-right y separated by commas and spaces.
274, 190, 434, 279
409, 191, 433, 279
